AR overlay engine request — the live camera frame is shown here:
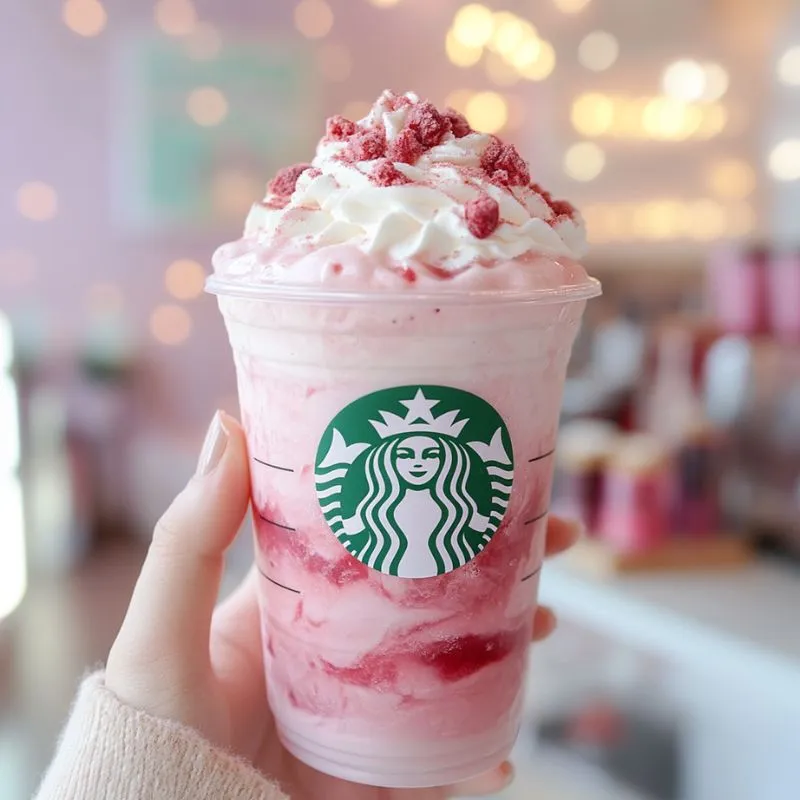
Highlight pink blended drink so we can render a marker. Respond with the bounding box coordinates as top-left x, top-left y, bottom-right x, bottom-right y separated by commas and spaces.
208, 91, 600, 788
